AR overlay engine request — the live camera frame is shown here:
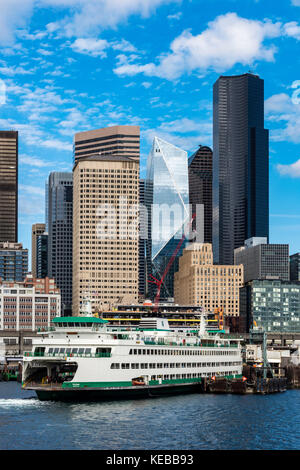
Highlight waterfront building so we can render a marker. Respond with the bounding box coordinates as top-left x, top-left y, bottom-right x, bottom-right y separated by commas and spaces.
290, 253, 300, 281
0, 130, 18, 243
36, 232, 48, 279
174, 243, 244, 317
0, 242, 28, 282
0, 275, 60, 331
100, 302, 224, 332
213, 73, 269, 265
73, 155, 139, 313
188, 145, 212, 244
74, 125, 140, 164
47, 172, 73, 316
31, 223, 46, 278
234, 237, 289, 283
240, 280, 300, 333
145, 137, 190, 300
